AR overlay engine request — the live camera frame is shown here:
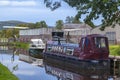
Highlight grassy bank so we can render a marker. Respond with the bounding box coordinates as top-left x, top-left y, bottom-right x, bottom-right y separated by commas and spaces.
0, 63, 18, 80
109, 45, 120, 56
